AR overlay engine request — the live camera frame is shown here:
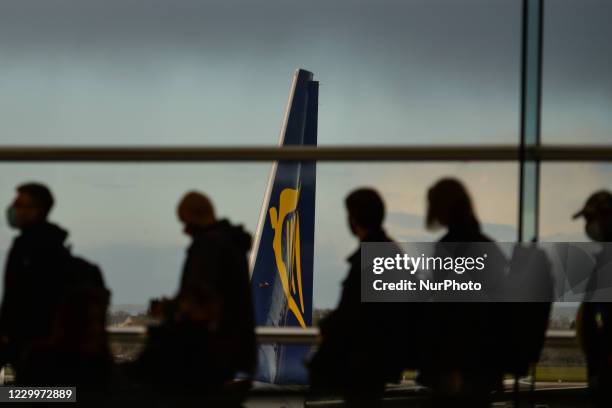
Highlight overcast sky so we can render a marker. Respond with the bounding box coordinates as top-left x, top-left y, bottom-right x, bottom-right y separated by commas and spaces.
0, 0, 610, 309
